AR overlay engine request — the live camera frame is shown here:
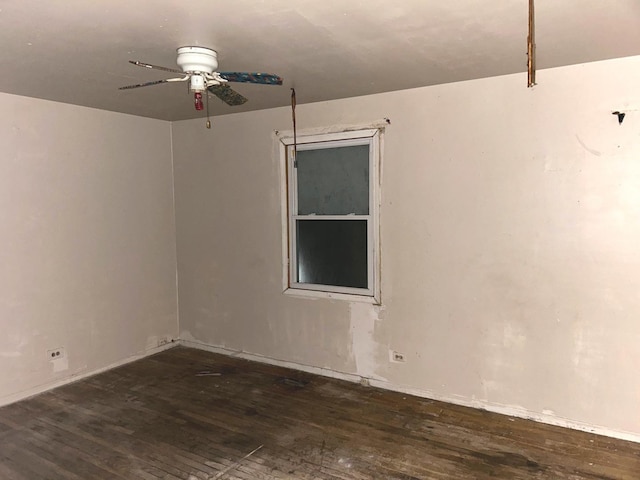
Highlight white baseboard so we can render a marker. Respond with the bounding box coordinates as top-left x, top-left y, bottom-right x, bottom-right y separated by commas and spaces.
0, 341, 178, 408
181, 339, 365, 384
364, 379, 640, 445
181, 339, 640, 444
